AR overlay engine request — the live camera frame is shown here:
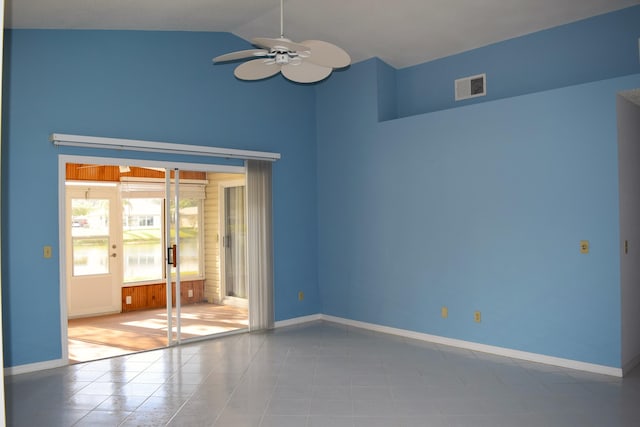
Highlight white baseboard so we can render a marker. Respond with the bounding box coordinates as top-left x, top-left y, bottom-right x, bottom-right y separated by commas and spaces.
5, 314, 623, 378
275, 314, 322, 329
68, 309, 120, 320
320, 315, 623, 378
6, 317, 320, 375
4, 358, 67, 376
